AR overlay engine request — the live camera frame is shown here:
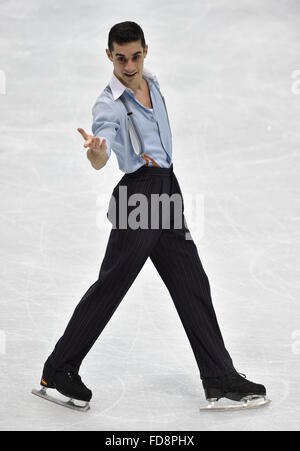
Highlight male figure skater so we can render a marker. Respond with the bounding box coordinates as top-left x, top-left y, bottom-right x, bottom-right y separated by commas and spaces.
33, 21, 269, 411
